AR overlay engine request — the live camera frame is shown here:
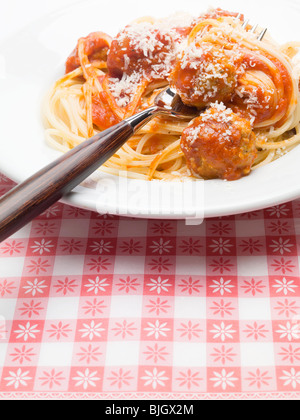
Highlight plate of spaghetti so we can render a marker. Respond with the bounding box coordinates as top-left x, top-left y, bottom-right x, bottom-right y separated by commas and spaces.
0, 0, 300, 218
